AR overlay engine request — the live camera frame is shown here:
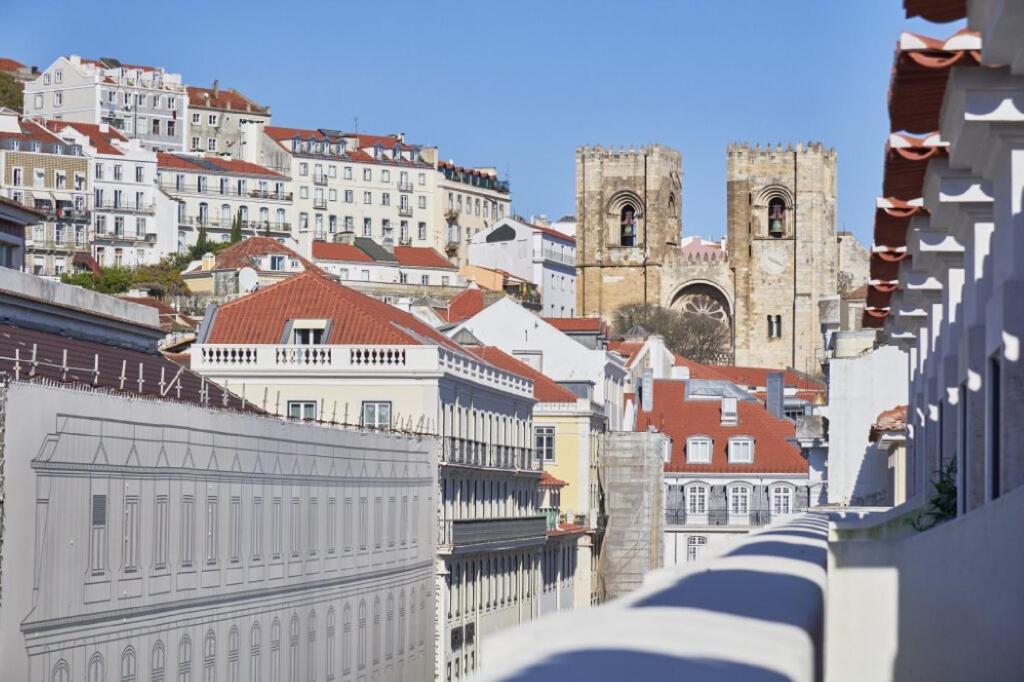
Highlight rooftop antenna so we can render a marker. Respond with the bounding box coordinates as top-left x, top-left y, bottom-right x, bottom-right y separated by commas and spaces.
353, 116, 358, 134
